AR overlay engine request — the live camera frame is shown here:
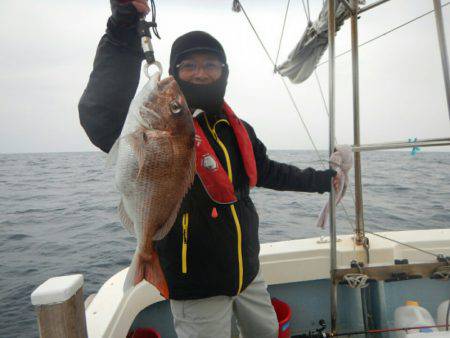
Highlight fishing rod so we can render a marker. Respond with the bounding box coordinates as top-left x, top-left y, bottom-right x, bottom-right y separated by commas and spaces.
294, 324, 450, 338
332, 324, 450, 336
